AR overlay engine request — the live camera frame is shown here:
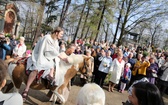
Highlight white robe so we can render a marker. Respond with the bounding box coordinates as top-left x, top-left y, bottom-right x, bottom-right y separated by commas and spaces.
27, 35, 59, 71
109, 58, 125, 84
